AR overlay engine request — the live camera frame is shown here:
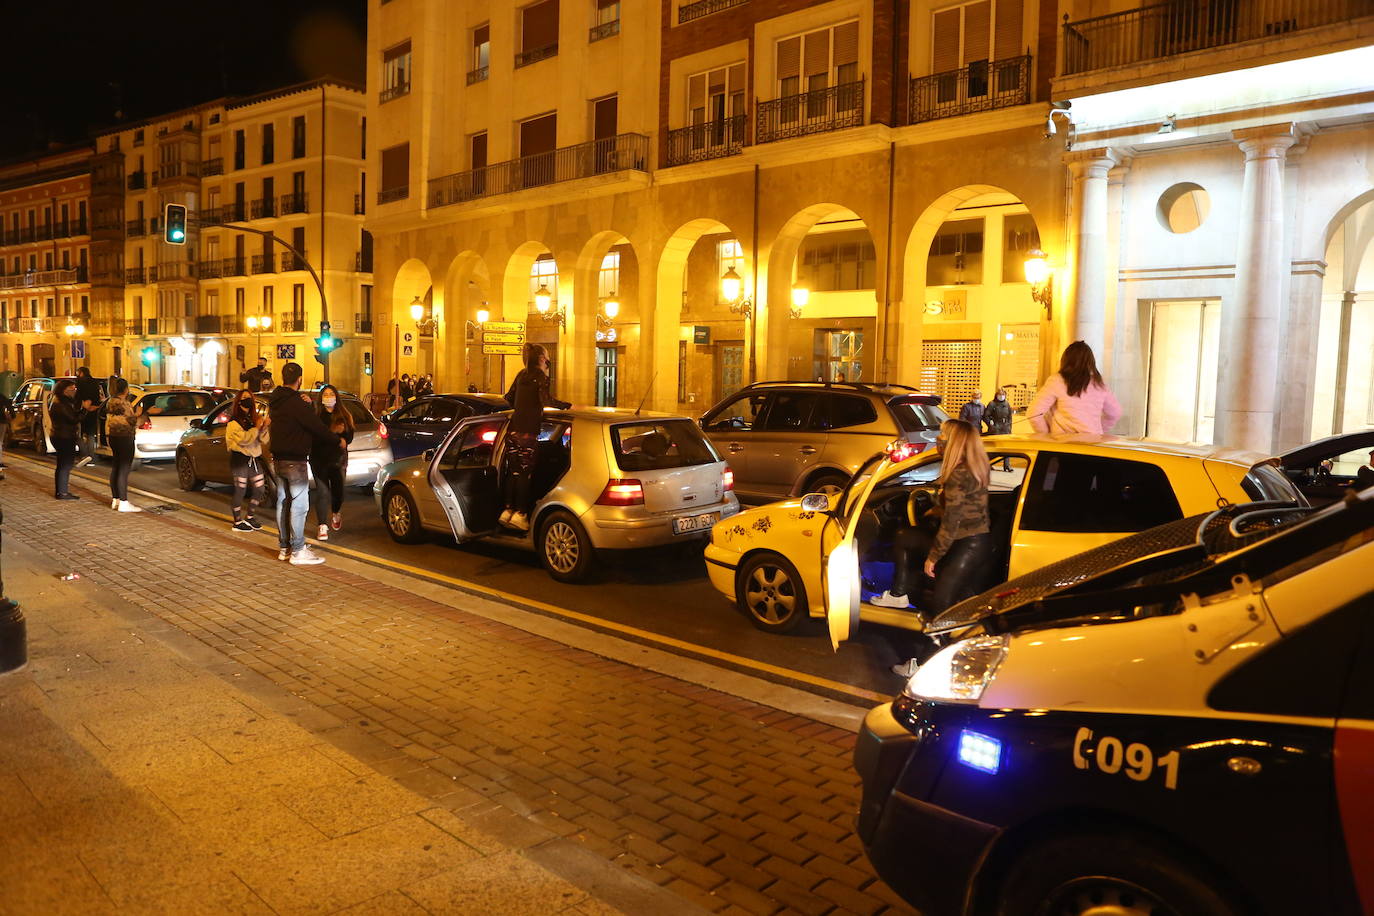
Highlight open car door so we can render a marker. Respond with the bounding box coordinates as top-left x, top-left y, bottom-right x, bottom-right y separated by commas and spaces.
428, 416, 506, 541
824, 453, 886, 650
